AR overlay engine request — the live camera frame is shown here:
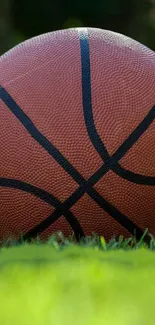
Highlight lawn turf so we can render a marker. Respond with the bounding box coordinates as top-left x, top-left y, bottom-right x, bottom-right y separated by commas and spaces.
0, 237, 155, 325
